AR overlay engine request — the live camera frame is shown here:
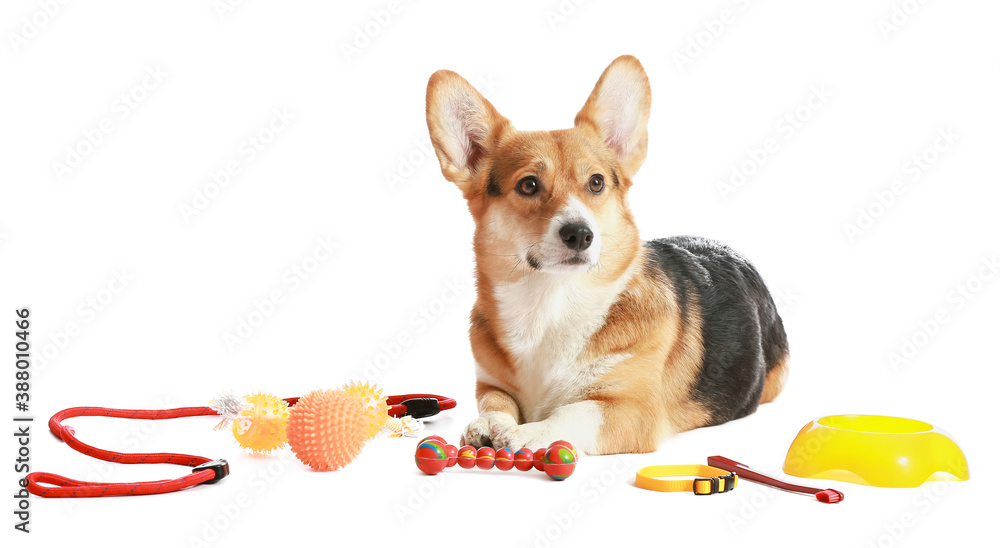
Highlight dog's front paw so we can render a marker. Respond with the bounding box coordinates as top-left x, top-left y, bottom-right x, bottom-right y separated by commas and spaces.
491, 422, 546, 451
460, 411, 517, 447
